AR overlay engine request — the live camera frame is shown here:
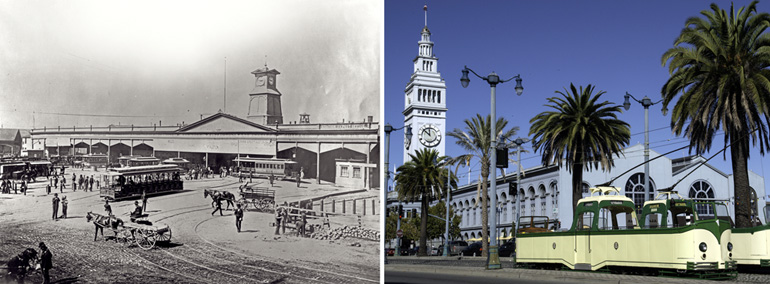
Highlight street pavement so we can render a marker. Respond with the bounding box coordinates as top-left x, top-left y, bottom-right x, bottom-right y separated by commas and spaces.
385, 257, 770, 284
